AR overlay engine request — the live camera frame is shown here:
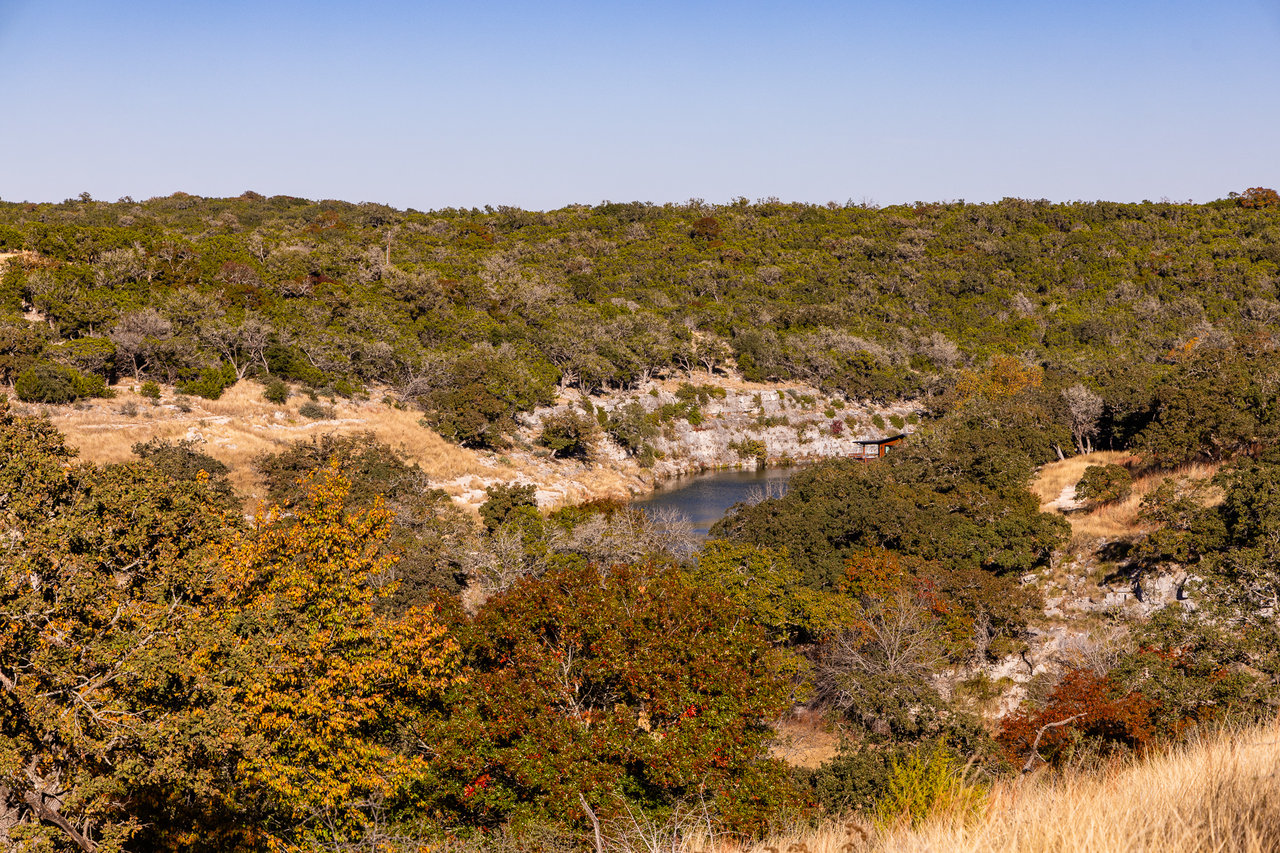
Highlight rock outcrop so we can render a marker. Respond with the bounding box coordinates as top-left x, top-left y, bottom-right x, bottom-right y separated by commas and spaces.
522, 377, 919, 484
